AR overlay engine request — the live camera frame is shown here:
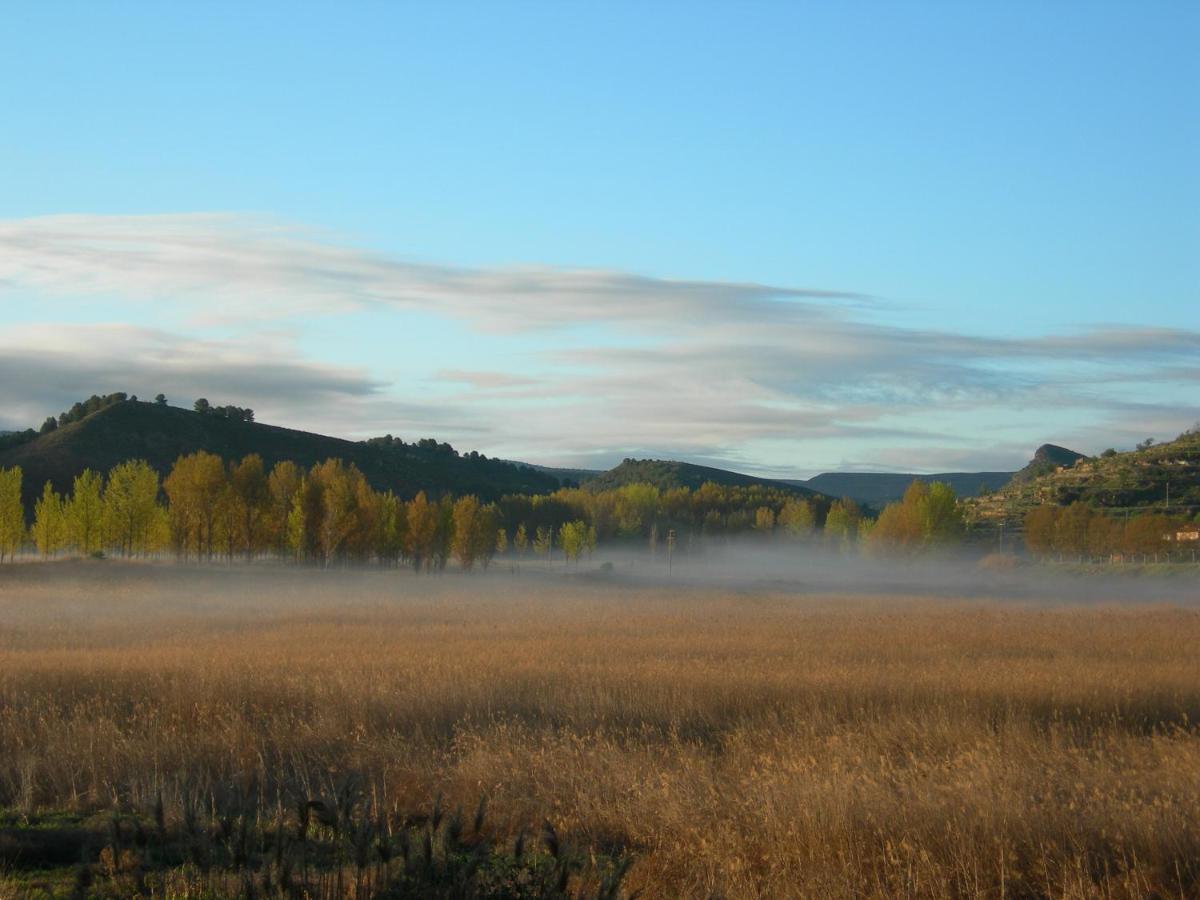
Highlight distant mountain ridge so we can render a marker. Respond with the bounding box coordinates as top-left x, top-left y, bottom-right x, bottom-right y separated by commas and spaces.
791, 471, 1016, 507
584, 458, 826, 498
0, 400, 560, 511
